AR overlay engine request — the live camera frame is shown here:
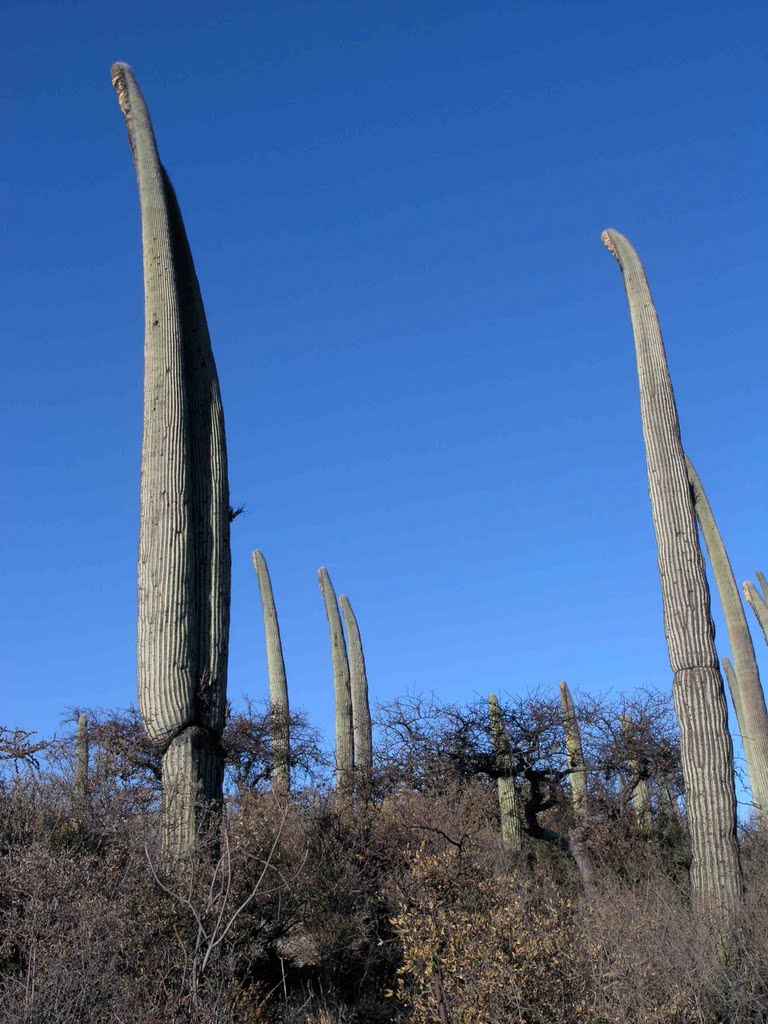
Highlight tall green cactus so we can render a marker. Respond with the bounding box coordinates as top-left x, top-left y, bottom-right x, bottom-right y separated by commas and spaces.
112, 63, 231, 864
686, 457, 768, 824
743, 578, 768, 644
602, 228, 741, 917
339, 594, 372, 798
559, 681, 587, 817
318, 568, 354, 795
488, 694, 523, 854
252, 551, 290, 797
73, 713, 89, 823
